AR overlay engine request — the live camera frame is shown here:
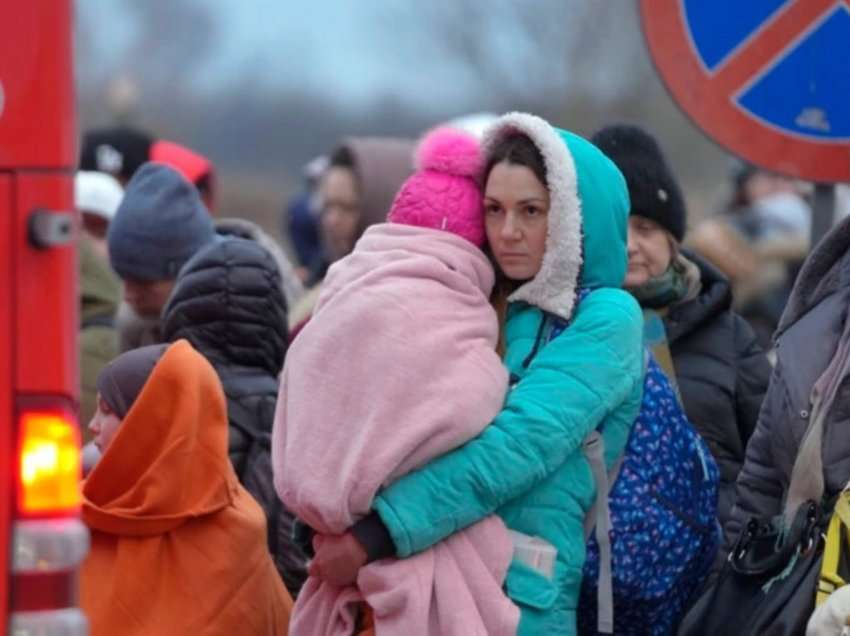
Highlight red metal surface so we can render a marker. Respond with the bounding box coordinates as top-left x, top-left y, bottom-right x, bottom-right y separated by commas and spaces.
13, 173, 78, 397
0, 0, 76, 169
640, 0, 850, 183
10, 572, 78, 613
0, 175, 13, 622
0, 0, 79, 622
